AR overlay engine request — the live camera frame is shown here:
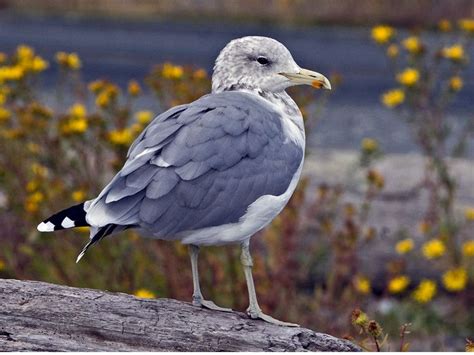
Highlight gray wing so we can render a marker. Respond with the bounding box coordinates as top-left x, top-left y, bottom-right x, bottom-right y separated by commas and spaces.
86, 91, 303, 237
